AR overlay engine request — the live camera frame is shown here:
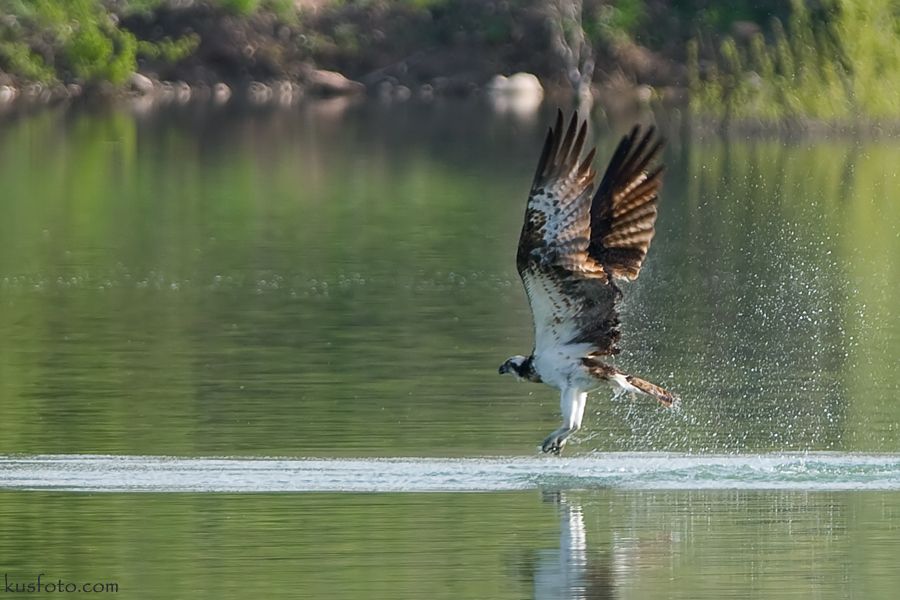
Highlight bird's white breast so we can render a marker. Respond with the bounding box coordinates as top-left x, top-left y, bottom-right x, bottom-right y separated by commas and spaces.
533, 343, 593, 390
